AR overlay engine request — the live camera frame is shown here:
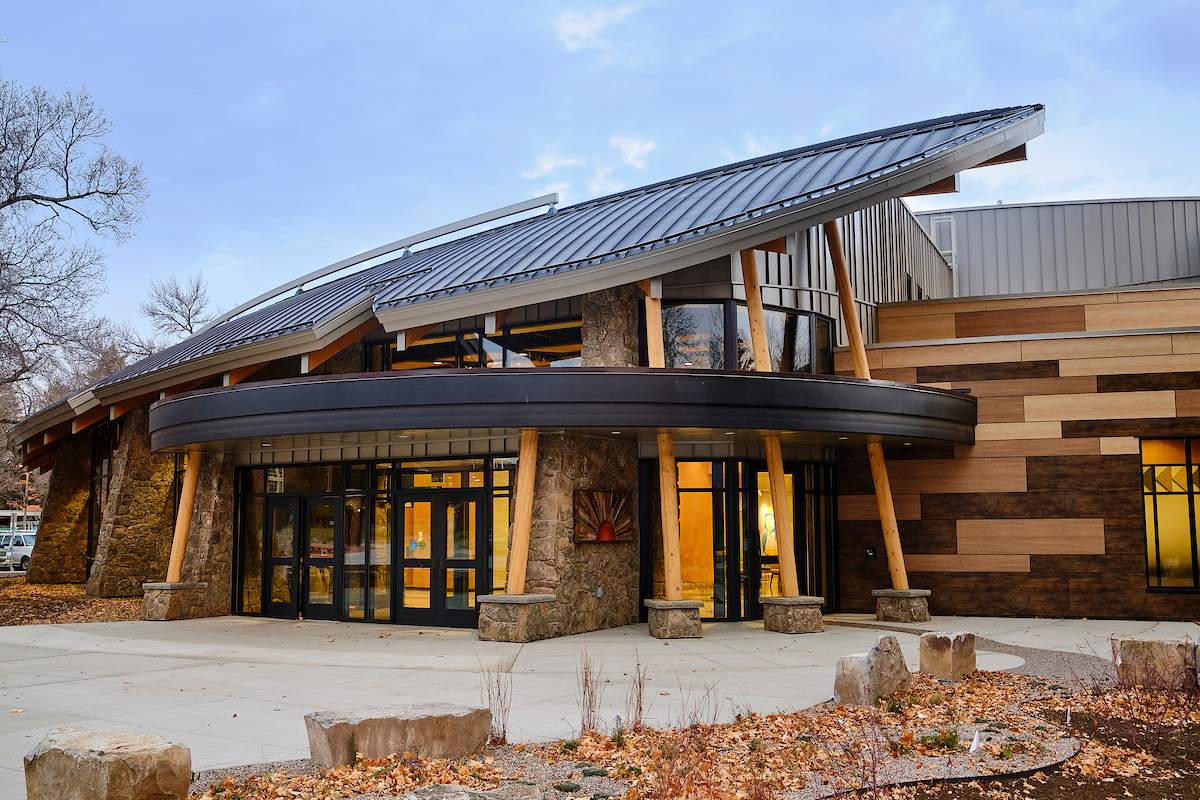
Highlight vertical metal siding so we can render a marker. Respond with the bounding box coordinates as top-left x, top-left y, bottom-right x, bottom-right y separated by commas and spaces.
916, 198, 1200, 297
